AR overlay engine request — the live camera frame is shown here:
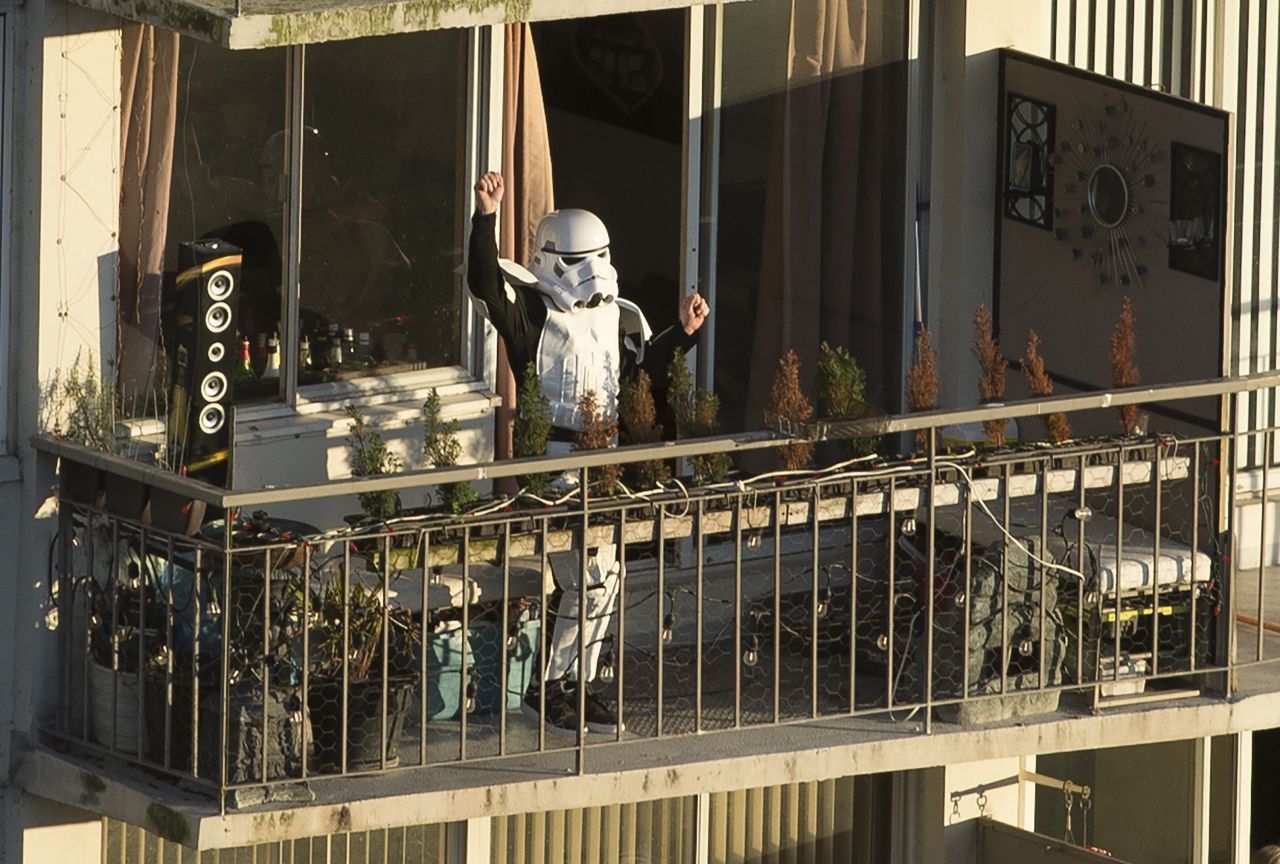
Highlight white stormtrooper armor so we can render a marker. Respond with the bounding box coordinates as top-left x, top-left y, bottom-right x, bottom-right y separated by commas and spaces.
528, 209, 619, 312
